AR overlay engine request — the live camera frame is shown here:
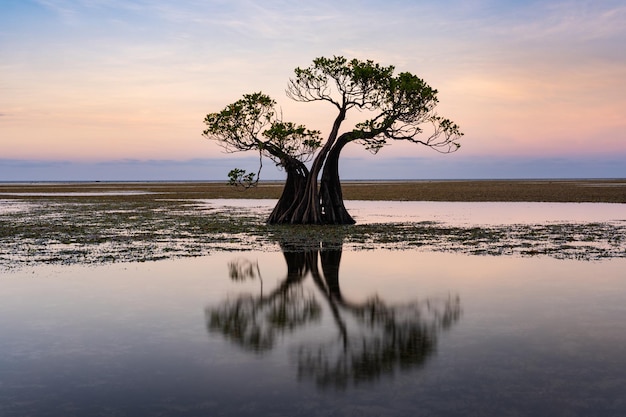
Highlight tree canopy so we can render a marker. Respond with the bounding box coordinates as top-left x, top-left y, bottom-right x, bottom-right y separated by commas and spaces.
203, 56, 463, 224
